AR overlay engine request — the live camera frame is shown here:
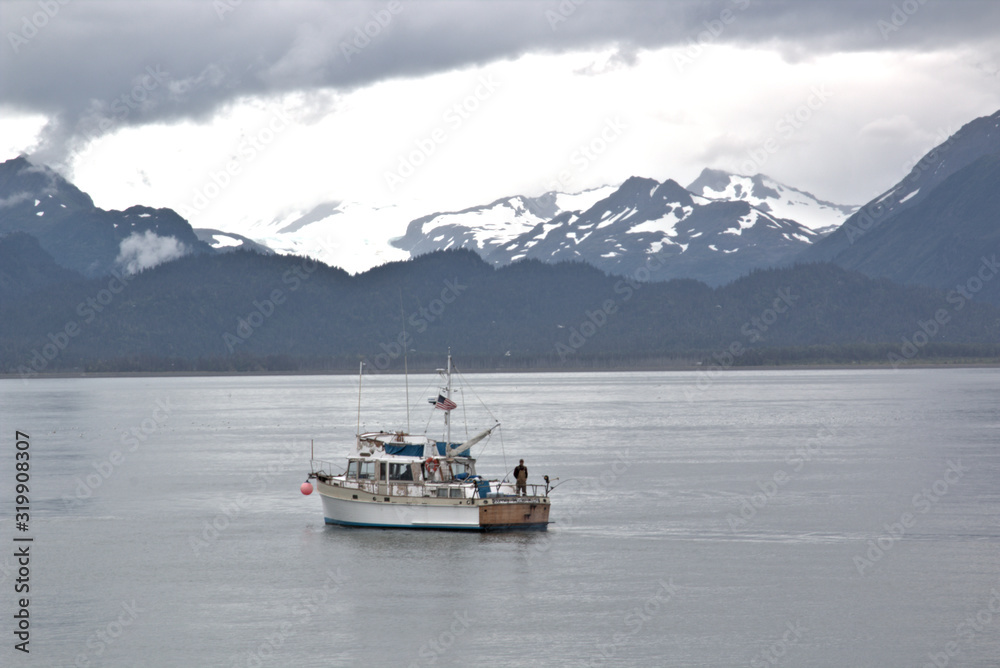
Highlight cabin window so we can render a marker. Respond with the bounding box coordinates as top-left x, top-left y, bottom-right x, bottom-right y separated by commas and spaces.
358, 461, 375, 480
389, 463, 413, 481
436, 488, 449, 498
450, 461, 469, 476
346, 461, 359, 478
449, 488, 464, 499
